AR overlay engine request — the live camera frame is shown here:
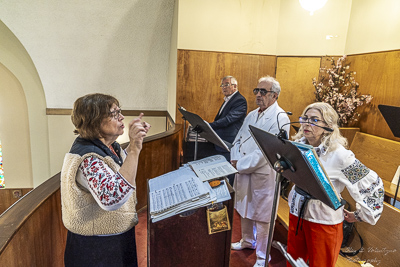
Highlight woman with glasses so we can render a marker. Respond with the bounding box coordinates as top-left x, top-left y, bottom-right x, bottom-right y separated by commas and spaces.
61, 93, 150, 267
286, 102, 384, 267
